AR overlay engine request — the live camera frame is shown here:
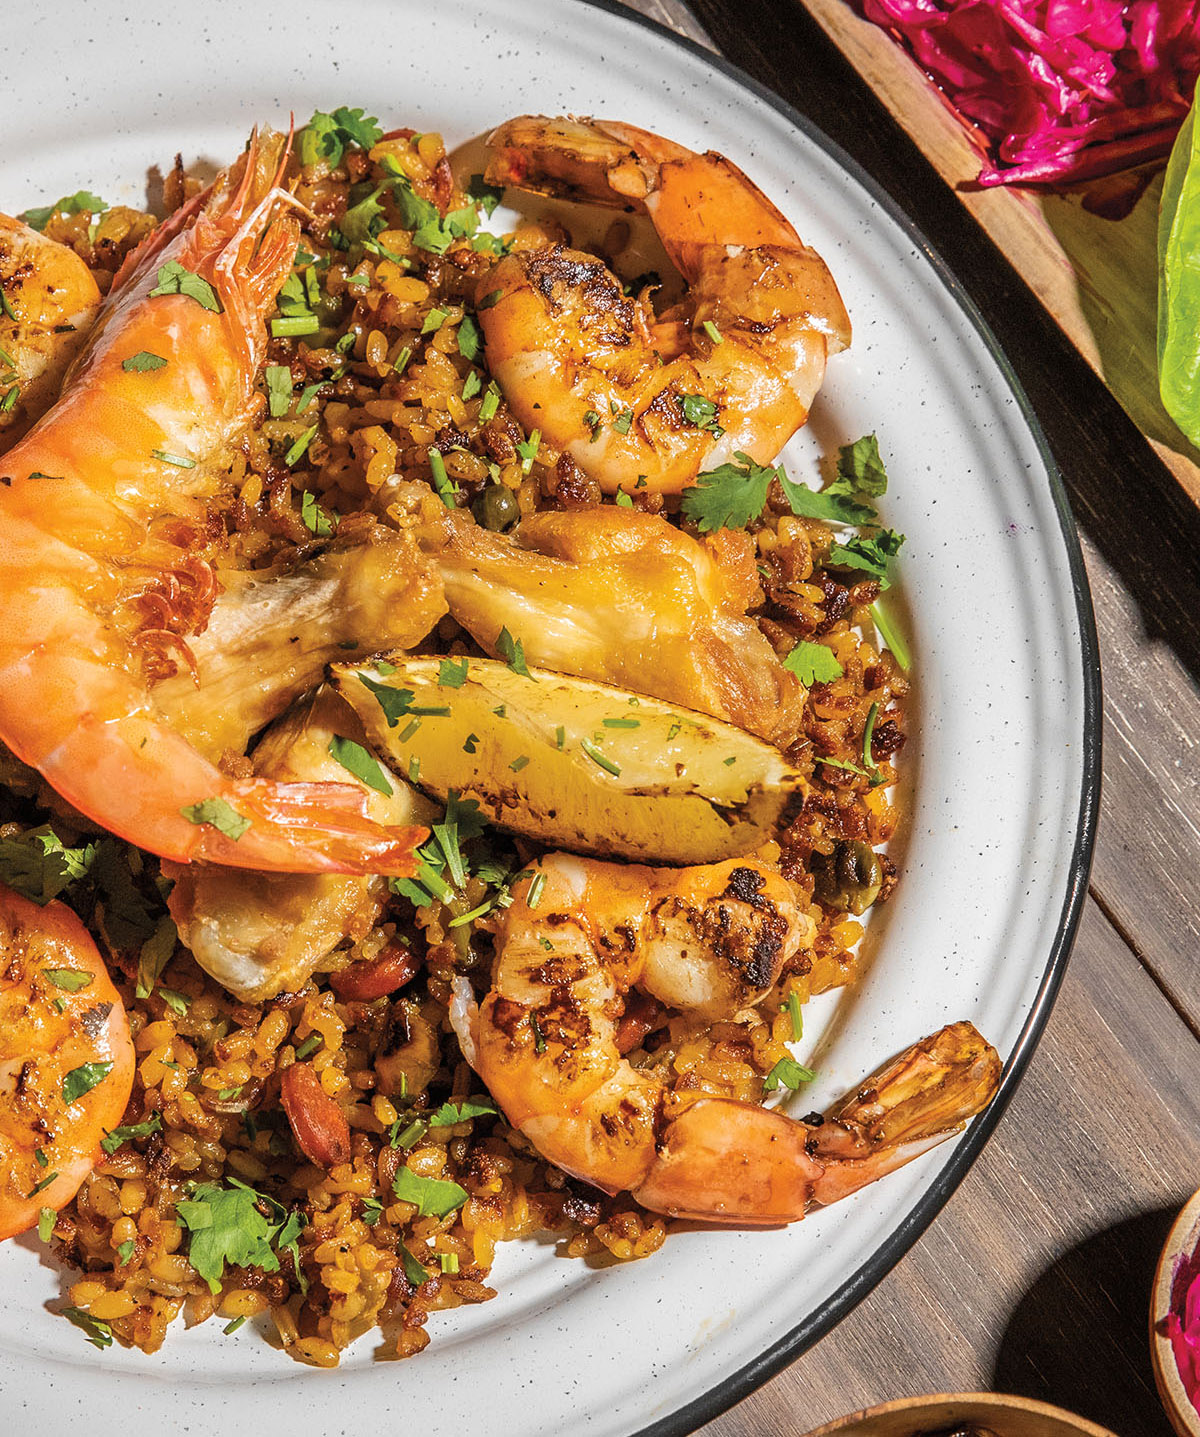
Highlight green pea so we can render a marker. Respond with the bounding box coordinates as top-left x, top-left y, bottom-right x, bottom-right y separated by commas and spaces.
472, 484, 519, 532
